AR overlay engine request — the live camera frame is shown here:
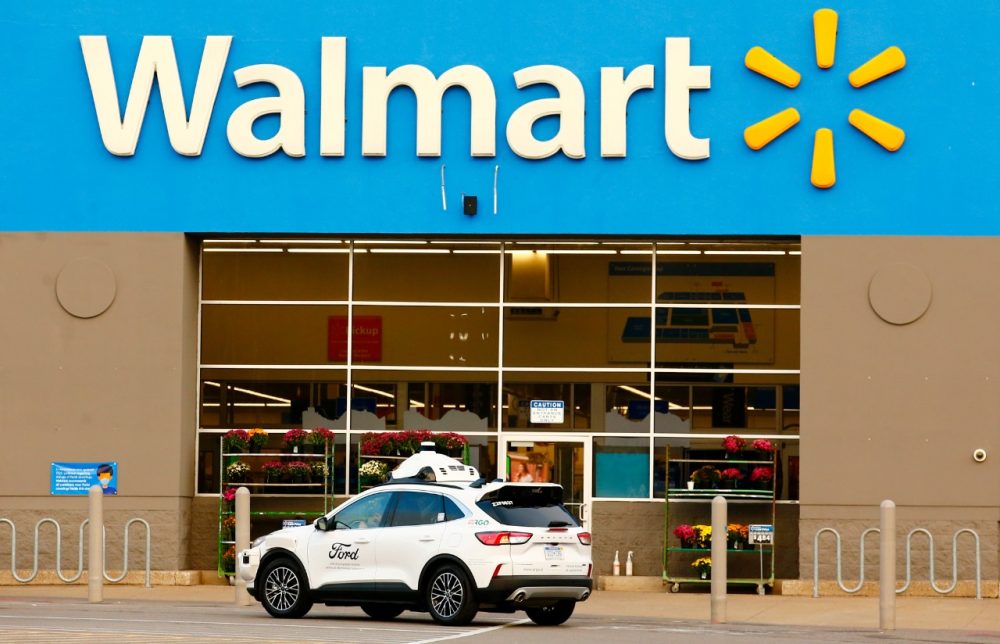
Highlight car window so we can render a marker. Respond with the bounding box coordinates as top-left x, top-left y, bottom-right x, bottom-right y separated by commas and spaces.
476, 486, 579, 528
443, 496, 466, 521
390, 491, 443, 527
334, 492, 392, 530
